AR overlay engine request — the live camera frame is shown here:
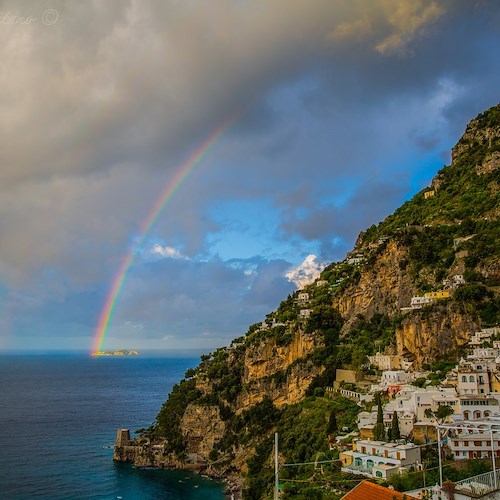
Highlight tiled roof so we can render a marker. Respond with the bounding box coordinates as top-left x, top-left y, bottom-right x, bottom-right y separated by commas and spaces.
341, 480, 416, 499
